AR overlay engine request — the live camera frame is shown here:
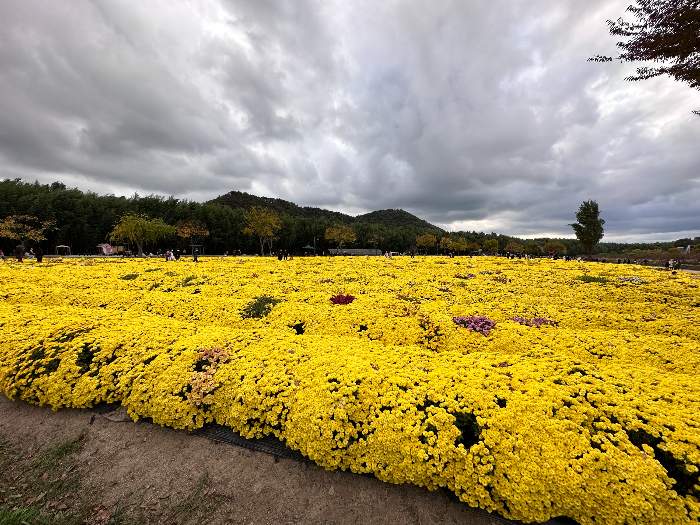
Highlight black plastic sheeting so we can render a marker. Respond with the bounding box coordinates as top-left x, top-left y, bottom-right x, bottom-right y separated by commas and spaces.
91, 401, 121, 414
193, 424, 309, 463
